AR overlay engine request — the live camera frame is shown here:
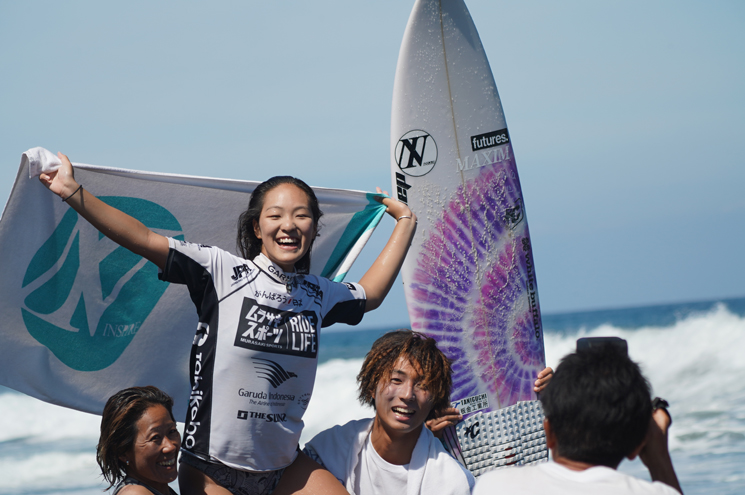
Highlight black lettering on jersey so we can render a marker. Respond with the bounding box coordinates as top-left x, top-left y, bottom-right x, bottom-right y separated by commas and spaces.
266, 413, 287, 423
265, 264, 295, 286
240, 411, 288, 423
254, 290, 302, 306
234, 298, 319, 358
300, 280, 323, 302
231, 264, 251, 281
